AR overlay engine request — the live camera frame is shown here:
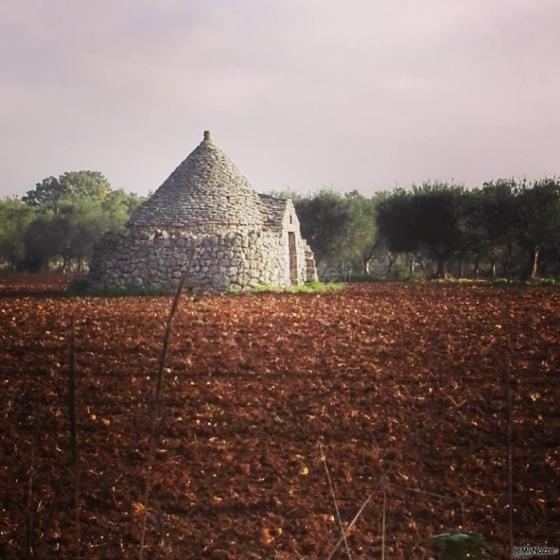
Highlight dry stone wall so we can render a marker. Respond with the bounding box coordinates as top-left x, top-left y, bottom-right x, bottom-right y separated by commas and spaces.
89, 226, 295, 292
275, 200, 314, 285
